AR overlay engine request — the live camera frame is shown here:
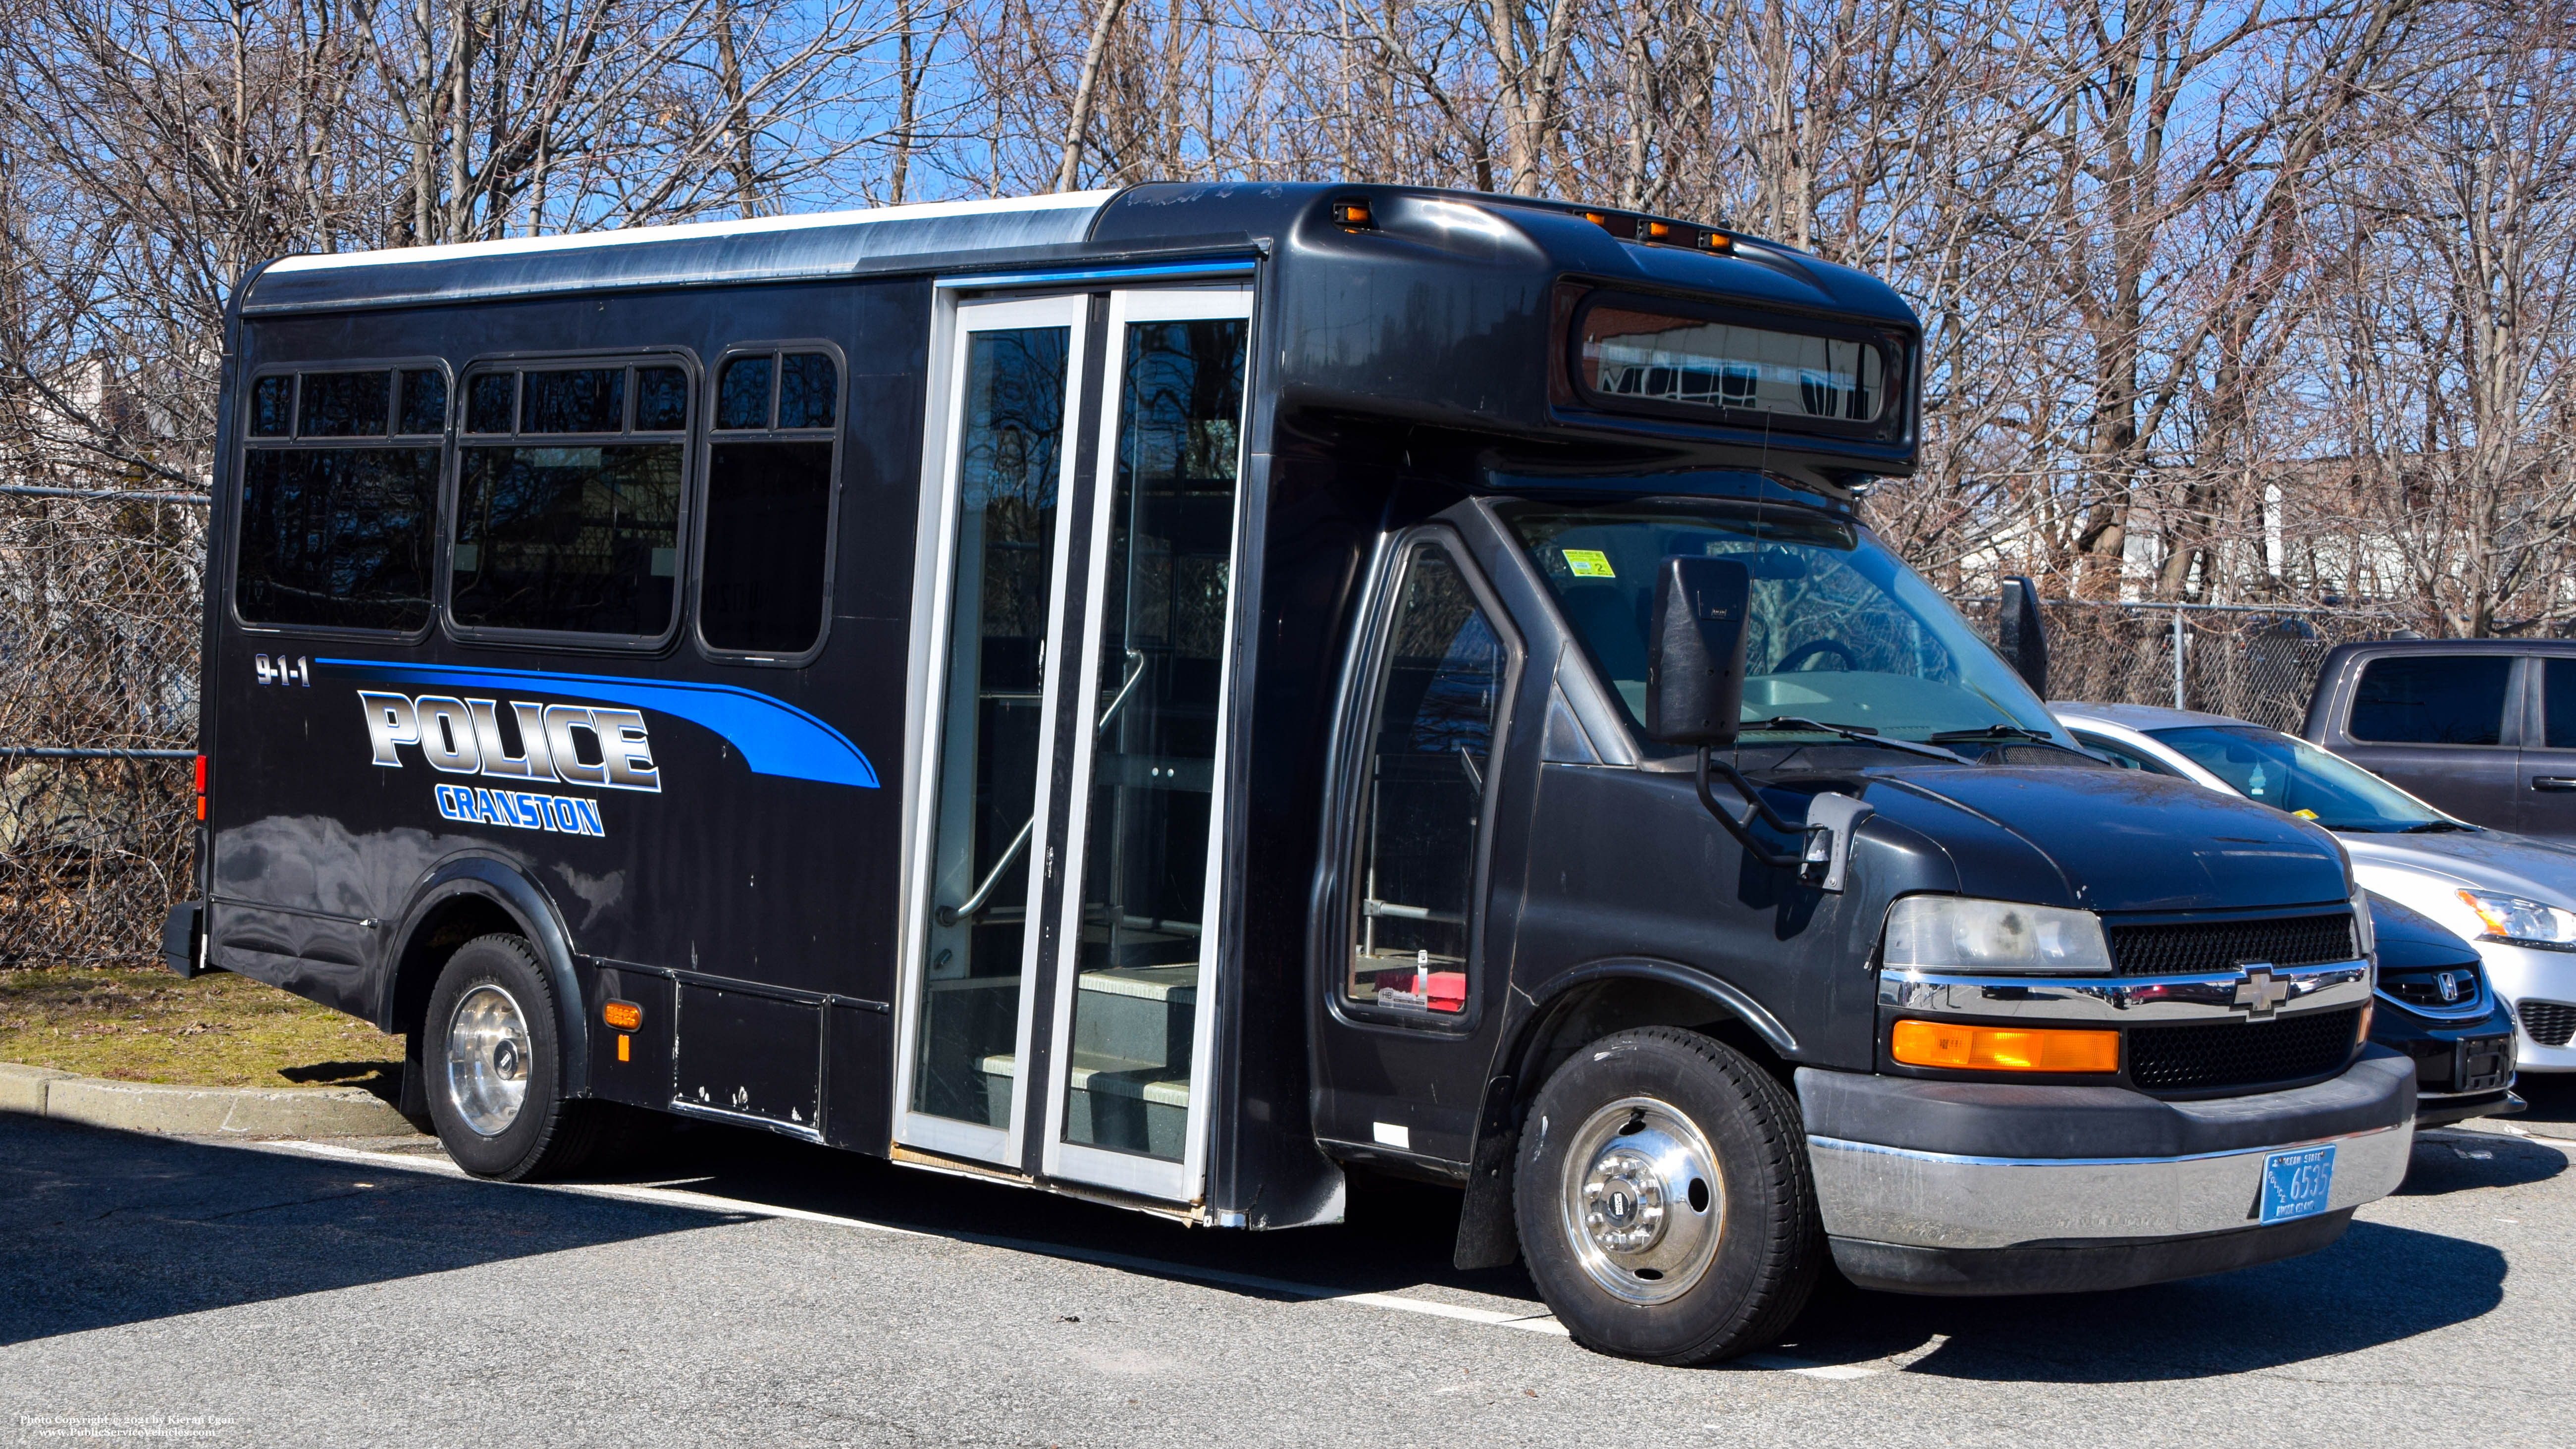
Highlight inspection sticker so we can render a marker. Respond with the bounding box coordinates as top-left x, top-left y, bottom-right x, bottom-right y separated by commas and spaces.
2258, 1144, 2335, 1223
1562, 548, 1615, 578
